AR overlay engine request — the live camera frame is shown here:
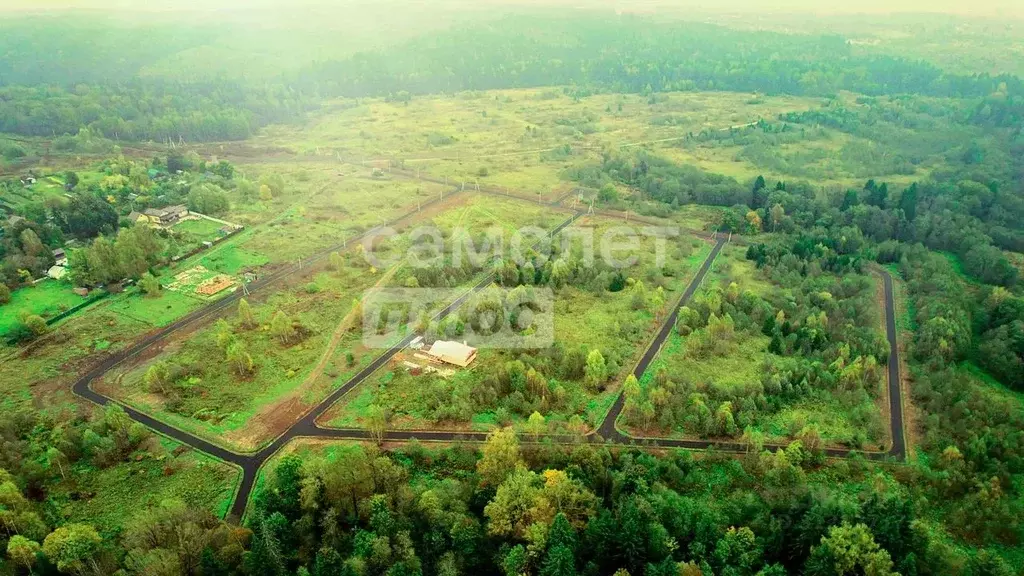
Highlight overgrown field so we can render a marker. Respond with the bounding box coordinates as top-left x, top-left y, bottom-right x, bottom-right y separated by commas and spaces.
324, 213, 713, 435
623, 242, 890, 450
